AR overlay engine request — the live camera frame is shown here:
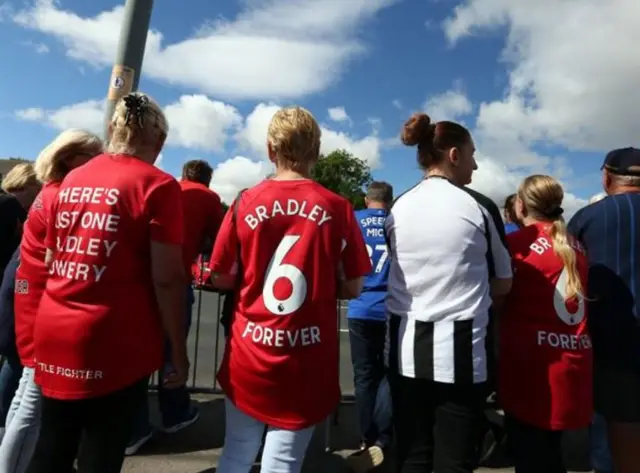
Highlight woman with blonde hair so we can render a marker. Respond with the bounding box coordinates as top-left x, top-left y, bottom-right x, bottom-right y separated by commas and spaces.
499, 175, 592, 473
0, 163, 40, 280
0, 129, 102, 472
27, 93, 188, 473
209, 106, 371, 473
